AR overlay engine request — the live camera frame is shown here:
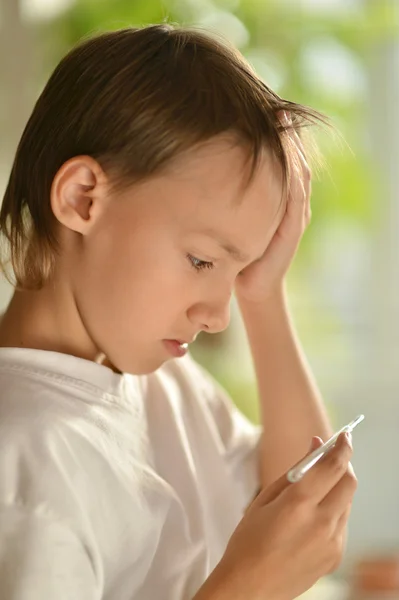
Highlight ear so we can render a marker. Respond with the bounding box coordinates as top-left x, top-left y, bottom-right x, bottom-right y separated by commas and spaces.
50, 156, 108, 235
